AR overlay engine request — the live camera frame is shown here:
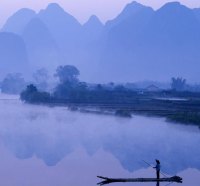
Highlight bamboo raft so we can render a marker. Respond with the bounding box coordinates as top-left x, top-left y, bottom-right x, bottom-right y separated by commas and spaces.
97, 176, 183, 185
